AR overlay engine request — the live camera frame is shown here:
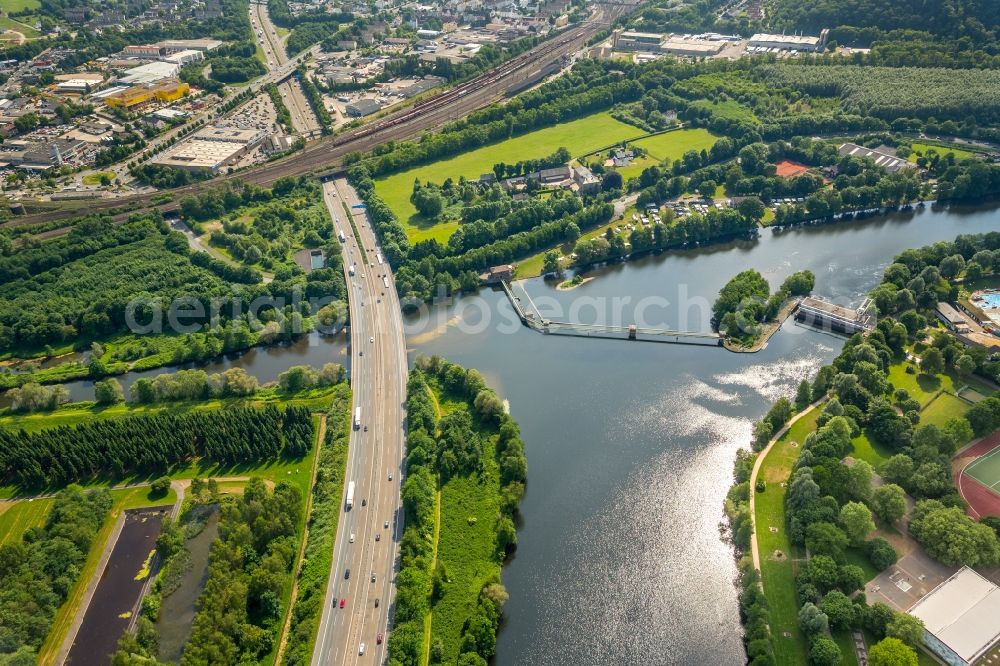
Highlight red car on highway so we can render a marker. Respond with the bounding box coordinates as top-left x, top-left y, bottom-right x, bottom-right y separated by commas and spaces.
376, 633, 384, 645
339, 598, 346, 609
